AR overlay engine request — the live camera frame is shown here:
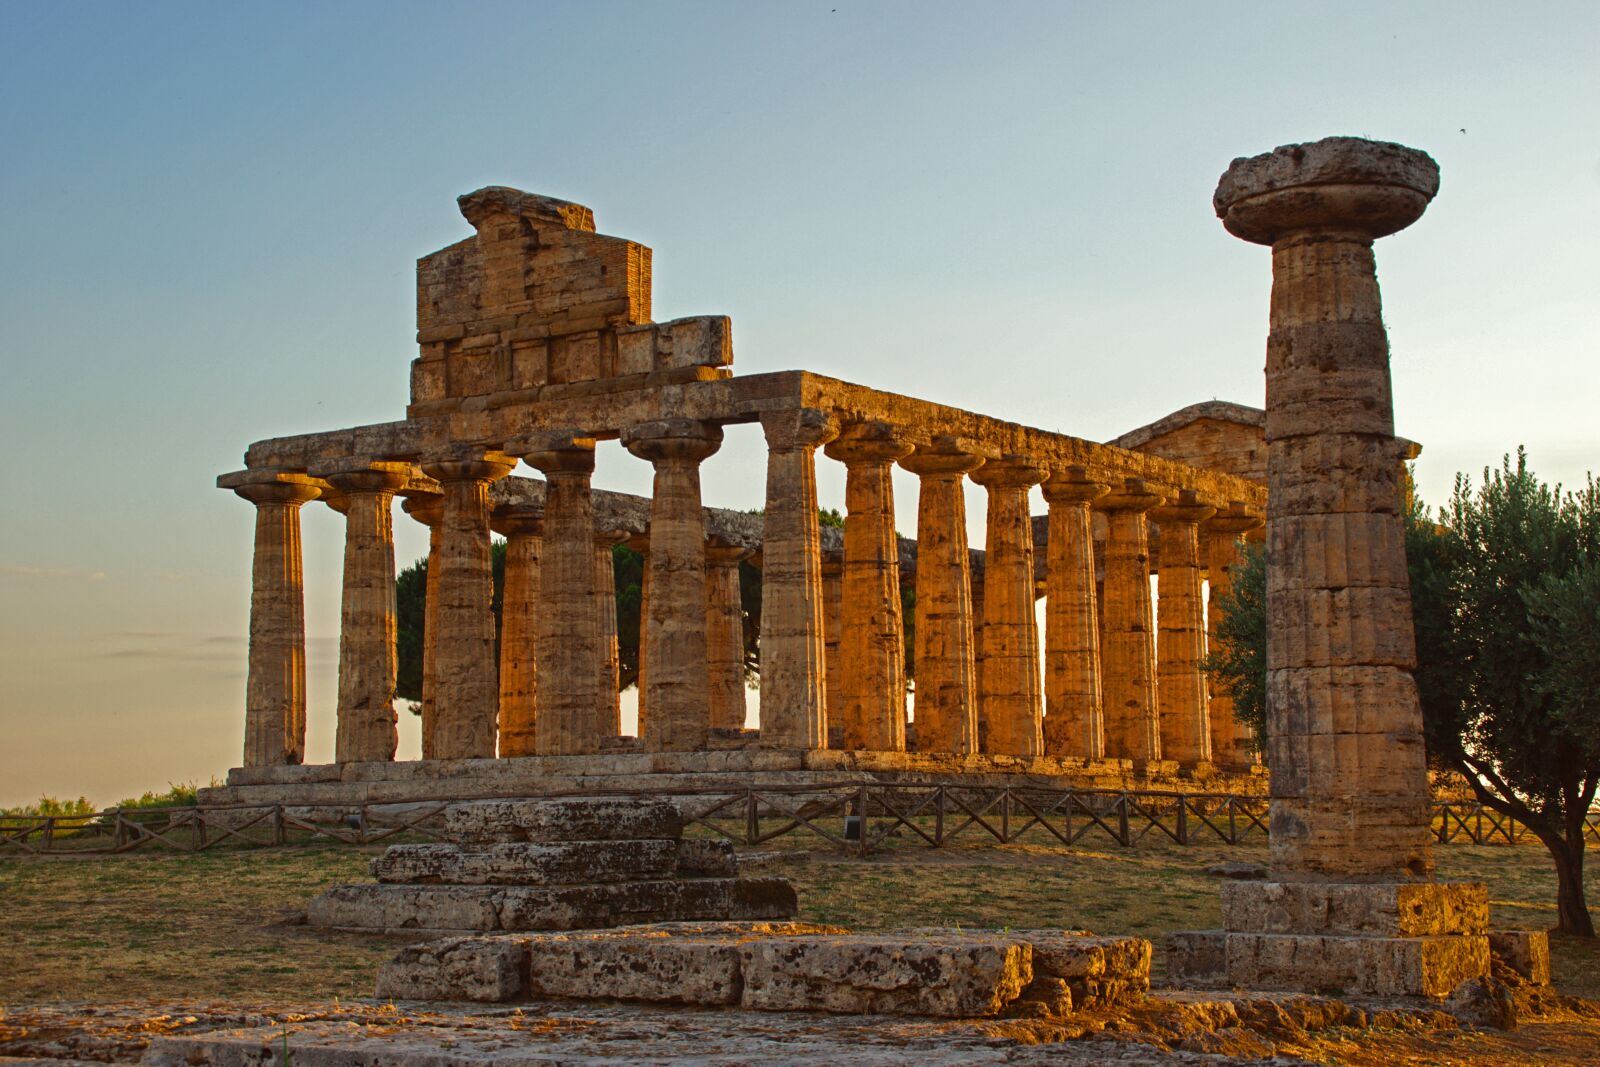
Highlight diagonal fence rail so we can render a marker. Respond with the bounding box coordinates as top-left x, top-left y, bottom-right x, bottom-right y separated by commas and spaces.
1, 785, 1594, 858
